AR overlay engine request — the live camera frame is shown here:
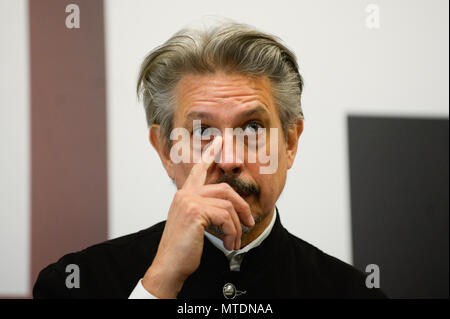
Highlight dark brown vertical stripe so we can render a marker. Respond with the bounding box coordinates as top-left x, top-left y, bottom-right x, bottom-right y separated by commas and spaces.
29, 0, 107, 291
